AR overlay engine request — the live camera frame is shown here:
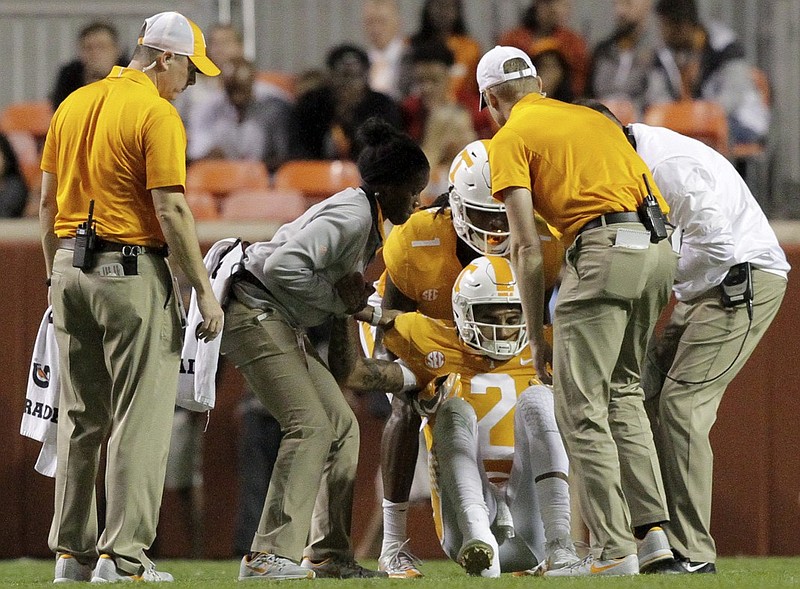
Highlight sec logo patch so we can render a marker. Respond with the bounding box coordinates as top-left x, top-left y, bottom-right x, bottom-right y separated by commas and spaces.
421, 288, 439, 301
425, 351, 445, 369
